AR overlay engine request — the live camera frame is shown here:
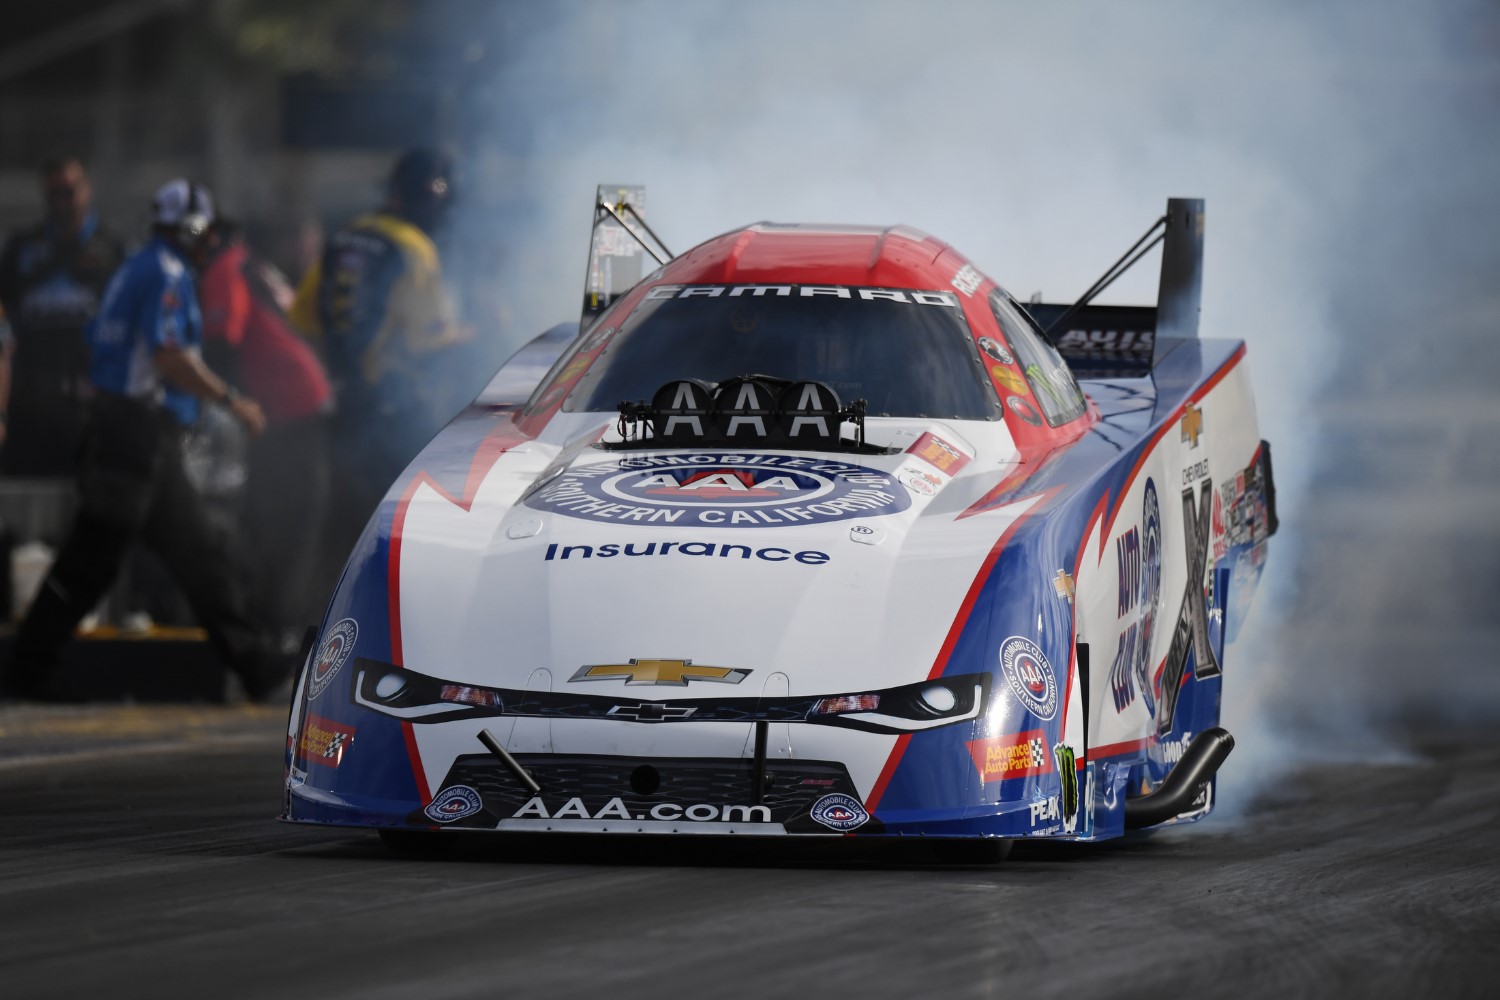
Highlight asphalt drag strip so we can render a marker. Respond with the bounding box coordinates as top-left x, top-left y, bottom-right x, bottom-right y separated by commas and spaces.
0, 704, 1496, 999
